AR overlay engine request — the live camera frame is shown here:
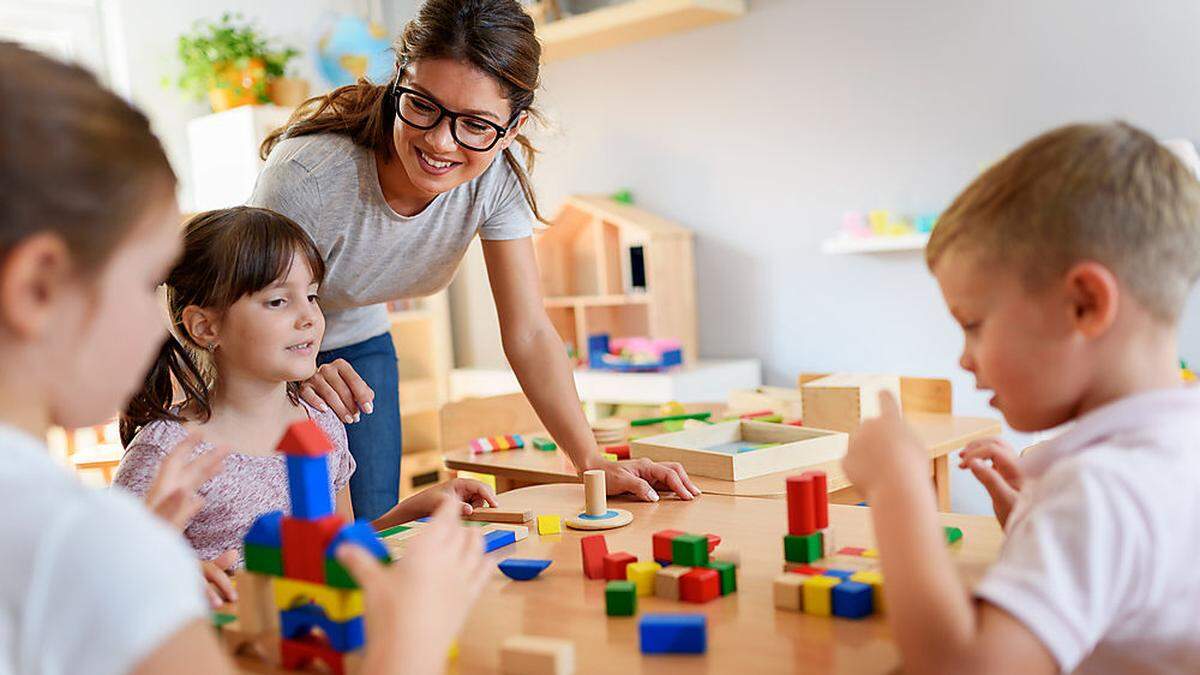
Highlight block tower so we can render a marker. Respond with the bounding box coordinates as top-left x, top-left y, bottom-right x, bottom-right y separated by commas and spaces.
239, 420, 391, 675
